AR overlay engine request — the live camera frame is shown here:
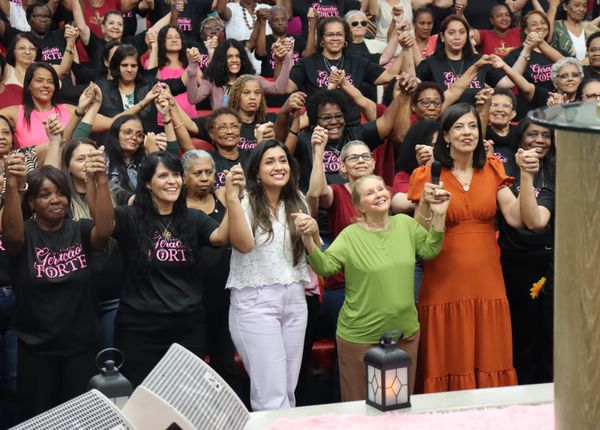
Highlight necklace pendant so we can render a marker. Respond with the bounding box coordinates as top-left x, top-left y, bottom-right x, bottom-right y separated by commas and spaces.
162, 230, 172, 240
463, 184, 470, 192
